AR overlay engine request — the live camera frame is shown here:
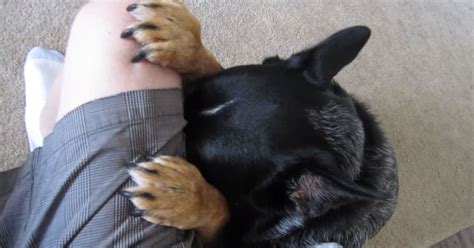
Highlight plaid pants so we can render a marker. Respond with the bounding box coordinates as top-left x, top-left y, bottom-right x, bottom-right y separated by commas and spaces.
0, 89, 200, 247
